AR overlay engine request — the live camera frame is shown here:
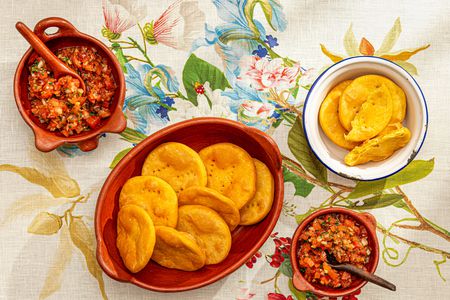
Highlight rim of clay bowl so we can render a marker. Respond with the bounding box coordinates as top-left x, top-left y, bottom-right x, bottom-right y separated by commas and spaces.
13, 17, 126, 152
290, 207, 380, 297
